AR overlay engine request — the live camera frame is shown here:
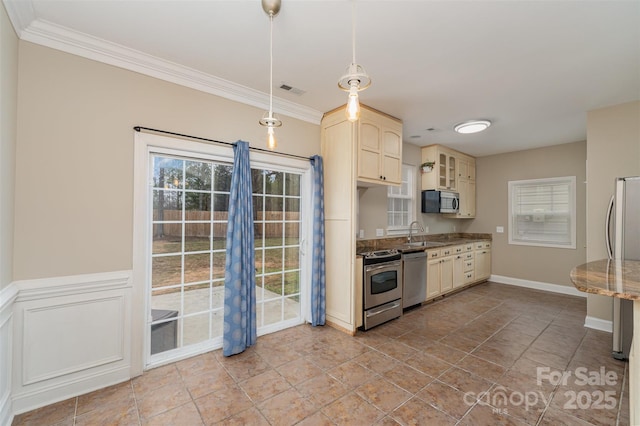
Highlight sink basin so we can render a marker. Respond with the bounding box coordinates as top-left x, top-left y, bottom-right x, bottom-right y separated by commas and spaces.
402, 241, 447, 248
